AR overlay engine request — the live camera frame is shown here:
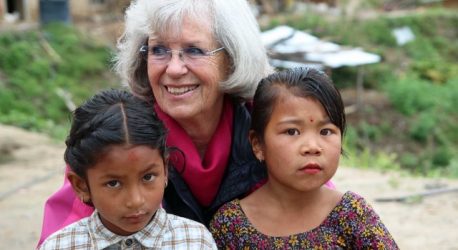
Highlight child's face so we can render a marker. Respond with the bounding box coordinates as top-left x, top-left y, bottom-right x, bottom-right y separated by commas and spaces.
252, 92, 341, 192
85, 145, 166, 235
